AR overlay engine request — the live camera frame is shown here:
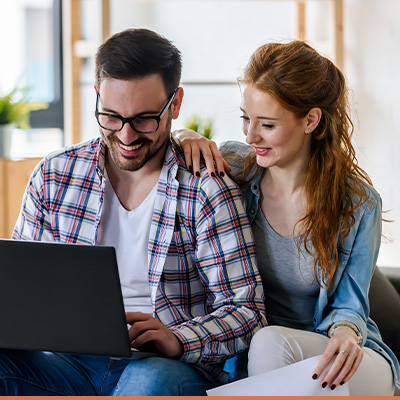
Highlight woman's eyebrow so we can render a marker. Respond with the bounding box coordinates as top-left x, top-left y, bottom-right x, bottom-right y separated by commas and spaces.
240, 108, 279, 120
